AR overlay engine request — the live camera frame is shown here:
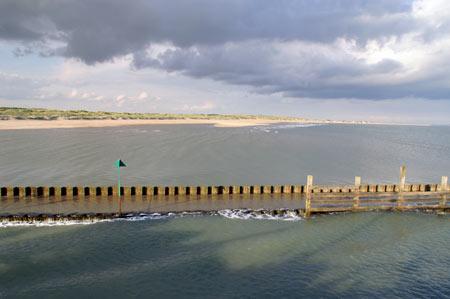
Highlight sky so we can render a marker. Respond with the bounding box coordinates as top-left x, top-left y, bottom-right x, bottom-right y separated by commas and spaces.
1, 0, 450, 124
